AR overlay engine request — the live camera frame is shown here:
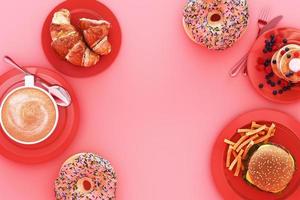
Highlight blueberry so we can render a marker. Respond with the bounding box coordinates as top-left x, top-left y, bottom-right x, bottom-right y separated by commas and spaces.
258, 83, 264, 89
272, 60, 277, 64
263, 48, 268, 53
283, 86, 288, 91
267, 79, 272, 84
283, 38, 288, 43
269, 72, 274, 77
287, 54, 291, 58
277, 80, 282, 85
270, 34, 275, 40
272, 90, 278, 95
285, 47, 290, 52
278, 89, 283, 94
271, 82, 276, 87
286, 72, 293, 77
265, 74, 269, 79
264, 61, 270, 67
